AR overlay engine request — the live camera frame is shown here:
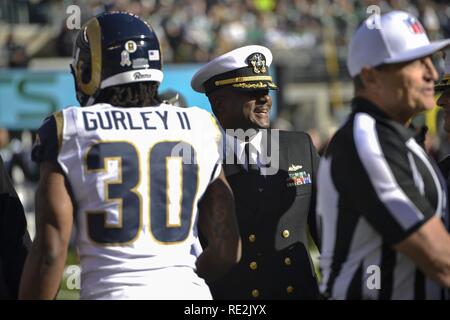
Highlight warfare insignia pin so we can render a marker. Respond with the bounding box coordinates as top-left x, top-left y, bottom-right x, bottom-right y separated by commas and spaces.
288, 164, 302, 172
125, 40, 137, 53
247, 53, 267, 74
120, 50, 132, 67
